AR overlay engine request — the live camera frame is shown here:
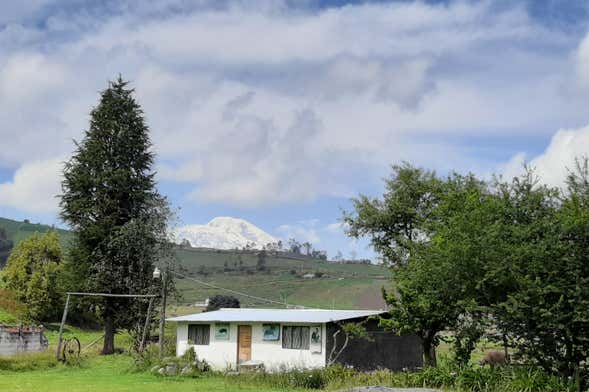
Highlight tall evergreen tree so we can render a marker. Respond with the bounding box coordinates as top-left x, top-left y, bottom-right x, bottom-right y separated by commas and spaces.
60, 77, 171, 354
